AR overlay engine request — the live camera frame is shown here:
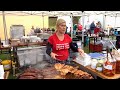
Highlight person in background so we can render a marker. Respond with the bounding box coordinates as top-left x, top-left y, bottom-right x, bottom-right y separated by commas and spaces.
77, 23, 83, 31
73, 24, 78, 36
65, 26, 68, 34
106, 24, 111, 30
46, 19, 85, 65
47, 28, 51, 32
27, 26, 35, 36
51, 28, 55, 34
96, 21, 102, 28
77, 22, 83, 35
94, 21, 101, 35
40, 29, 43, 33
106, 24, 112, 35
84, 21, 90, 33
90, 21, 96, 34
34, 27, 40, 33
51, 28, 55, 32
